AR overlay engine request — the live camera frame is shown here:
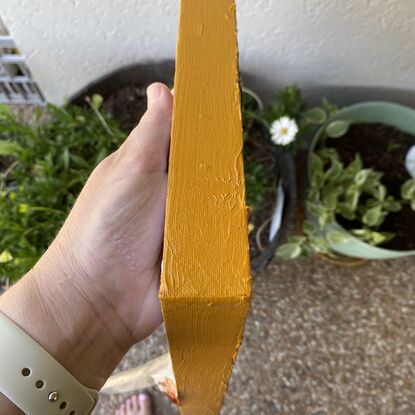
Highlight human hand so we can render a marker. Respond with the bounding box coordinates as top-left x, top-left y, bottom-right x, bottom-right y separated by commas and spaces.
0, 83, 173, 392
50, 82, 173, 341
